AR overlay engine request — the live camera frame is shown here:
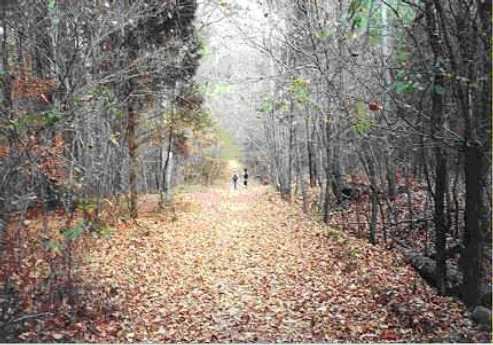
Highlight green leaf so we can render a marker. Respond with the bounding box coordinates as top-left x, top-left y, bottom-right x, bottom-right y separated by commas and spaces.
432, 84, 446, 95
76, 199, 97, 212
393, 80, 416, 94
315, 30, 332, 40
276, 100, 289, 113
48, 0, 56, 11
258, 97, 274, 113
355, 100, 366, 117
353, 100, 373, 135
112, 108, 124, 119
45, 239, 63, 254
348, 0, 365, 18
352, 14, 363, 29
62, 223, 84, 241
198, 42, 210, 59
289, 78, 310, 104
397, 48, 410, 65
43, 110, 62, 126
96, 224, 114, 239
